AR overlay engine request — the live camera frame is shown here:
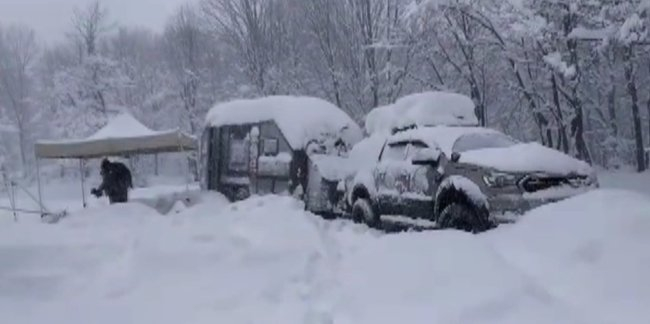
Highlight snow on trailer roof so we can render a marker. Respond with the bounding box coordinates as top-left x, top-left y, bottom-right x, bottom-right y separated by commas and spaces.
206, 96, 363, 149
365, 91, 479, 134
